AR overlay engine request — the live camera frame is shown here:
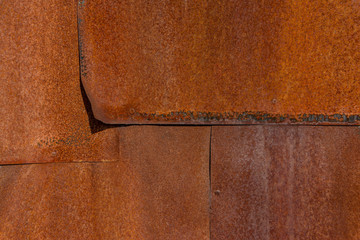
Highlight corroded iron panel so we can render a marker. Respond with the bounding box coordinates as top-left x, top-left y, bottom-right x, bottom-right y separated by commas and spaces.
79, 0, 360, 124
211, 126, 360, 239
0, 0, 118, 164
0, 126, 210, 239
